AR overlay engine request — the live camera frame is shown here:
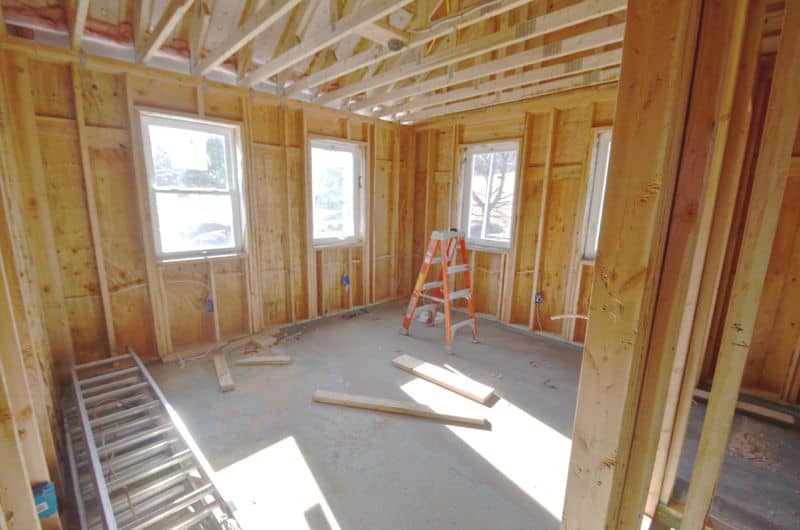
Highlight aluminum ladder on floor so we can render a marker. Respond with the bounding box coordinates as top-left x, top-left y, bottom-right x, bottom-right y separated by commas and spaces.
64, 349, 238, 530
401, 229, 479, 353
